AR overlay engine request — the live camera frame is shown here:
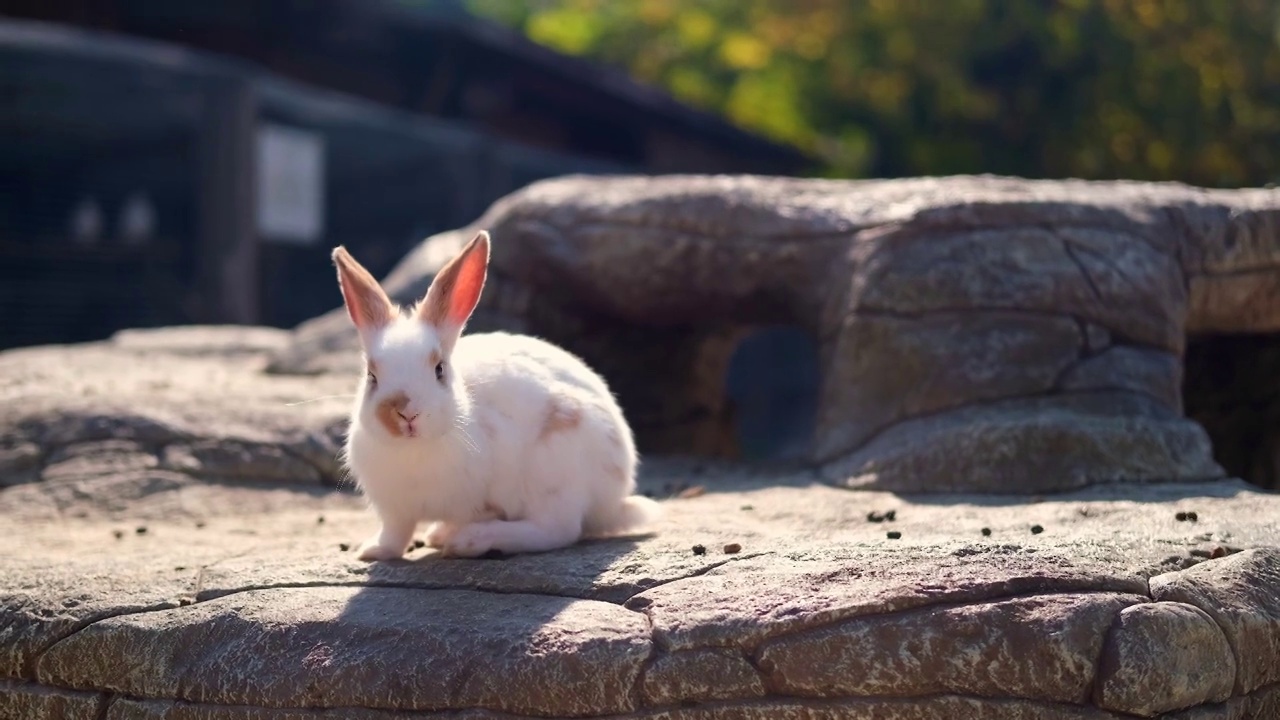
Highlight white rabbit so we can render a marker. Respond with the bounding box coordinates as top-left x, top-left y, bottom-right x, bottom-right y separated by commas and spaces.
332, 230, 659, 560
